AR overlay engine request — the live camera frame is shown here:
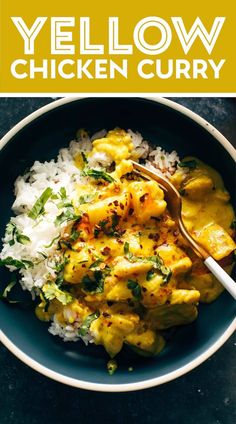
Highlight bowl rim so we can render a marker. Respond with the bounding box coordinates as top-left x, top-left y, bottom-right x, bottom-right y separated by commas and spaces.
0, 96, 235, 392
